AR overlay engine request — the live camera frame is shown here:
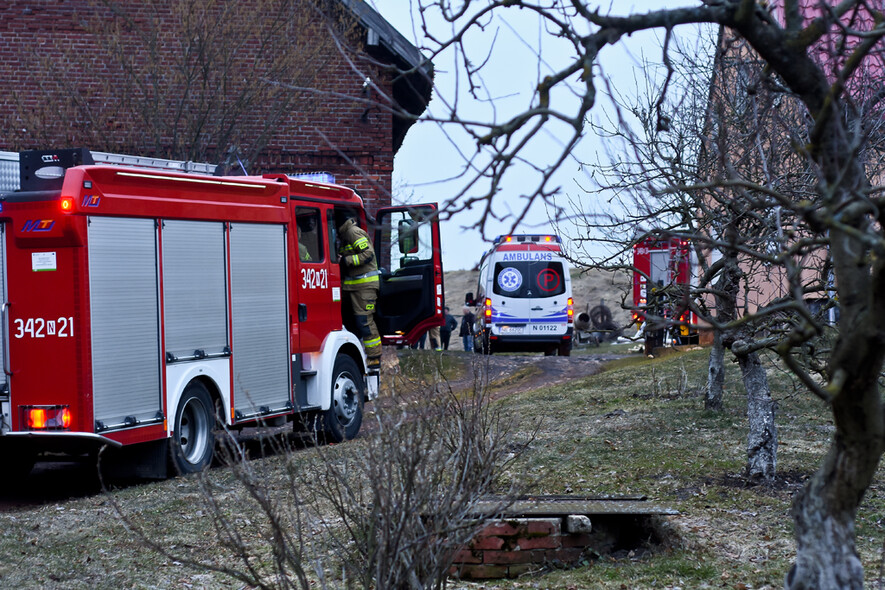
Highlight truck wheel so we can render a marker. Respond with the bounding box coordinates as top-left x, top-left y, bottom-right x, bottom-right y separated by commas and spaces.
322, 355, 364, 443
558, 340, 572, 357
170, 380, 215, 475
